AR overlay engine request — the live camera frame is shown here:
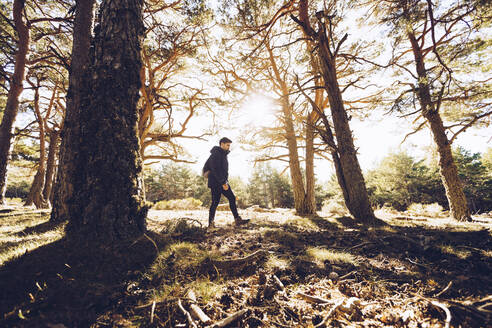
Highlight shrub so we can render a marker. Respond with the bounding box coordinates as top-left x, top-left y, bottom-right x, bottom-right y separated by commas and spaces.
5, 181, 30, 199
153, 197, 203, 210
406, 203, 445, 218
